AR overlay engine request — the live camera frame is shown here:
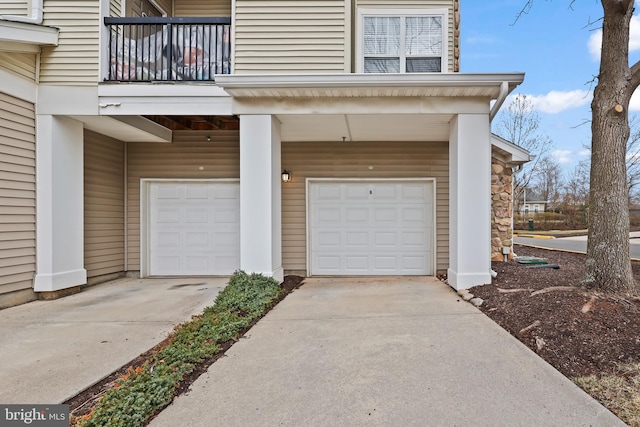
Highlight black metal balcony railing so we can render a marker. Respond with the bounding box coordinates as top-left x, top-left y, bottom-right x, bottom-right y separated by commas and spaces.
104, 17, 231, 82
